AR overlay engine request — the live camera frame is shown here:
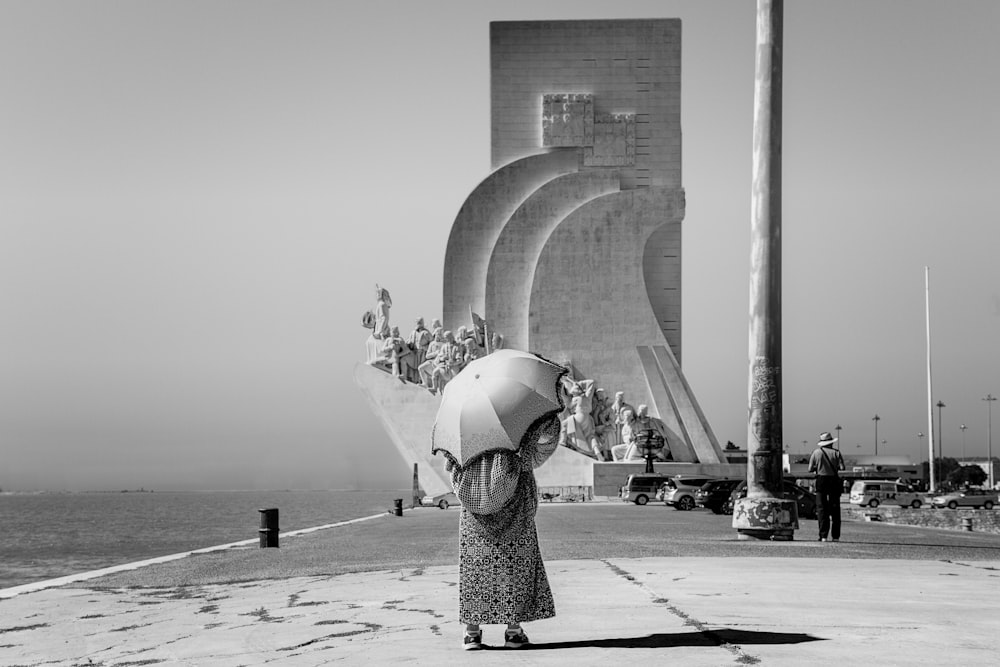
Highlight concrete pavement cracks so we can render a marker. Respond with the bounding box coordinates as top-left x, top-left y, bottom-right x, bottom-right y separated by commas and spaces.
2, 501, 999, 666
